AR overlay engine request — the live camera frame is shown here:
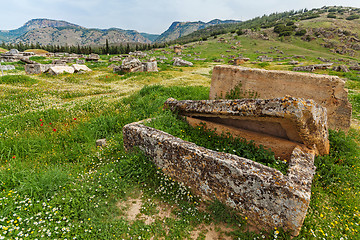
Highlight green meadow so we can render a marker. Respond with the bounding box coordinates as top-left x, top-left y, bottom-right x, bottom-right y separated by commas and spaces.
0, 33, 359, 239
